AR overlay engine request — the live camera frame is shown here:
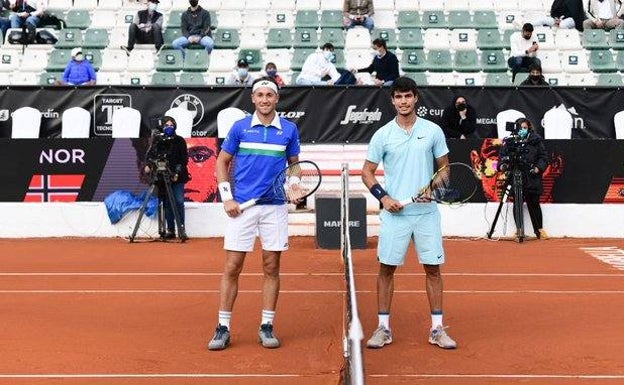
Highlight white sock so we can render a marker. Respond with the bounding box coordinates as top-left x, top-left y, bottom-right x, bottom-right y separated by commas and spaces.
431, 312, 443, 331
218, 310, 232, 329
378, 313, 390, 330
261, 309, 275, 325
